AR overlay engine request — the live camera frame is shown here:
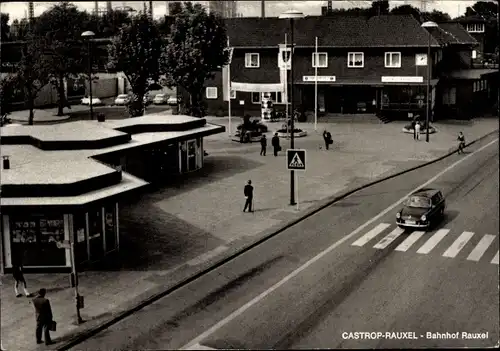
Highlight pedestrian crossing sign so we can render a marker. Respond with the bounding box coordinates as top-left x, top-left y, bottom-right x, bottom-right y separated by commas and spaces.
287, 149, 306, 171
